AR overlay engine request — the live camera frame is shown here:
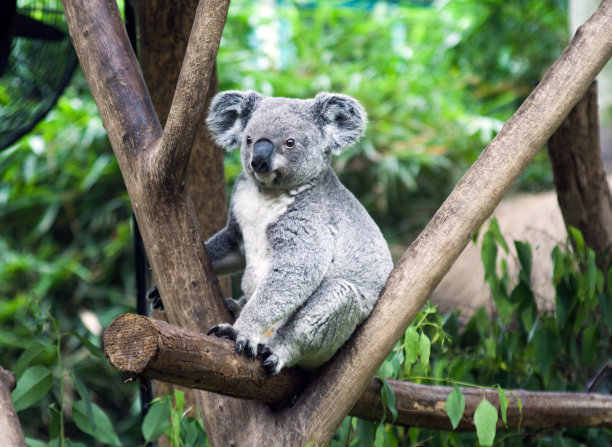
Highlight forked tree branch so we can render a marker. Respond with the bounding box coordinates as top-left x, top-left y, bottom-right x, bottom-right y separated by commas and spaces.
63, 0, 612, 444
104, 314, 612, 431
